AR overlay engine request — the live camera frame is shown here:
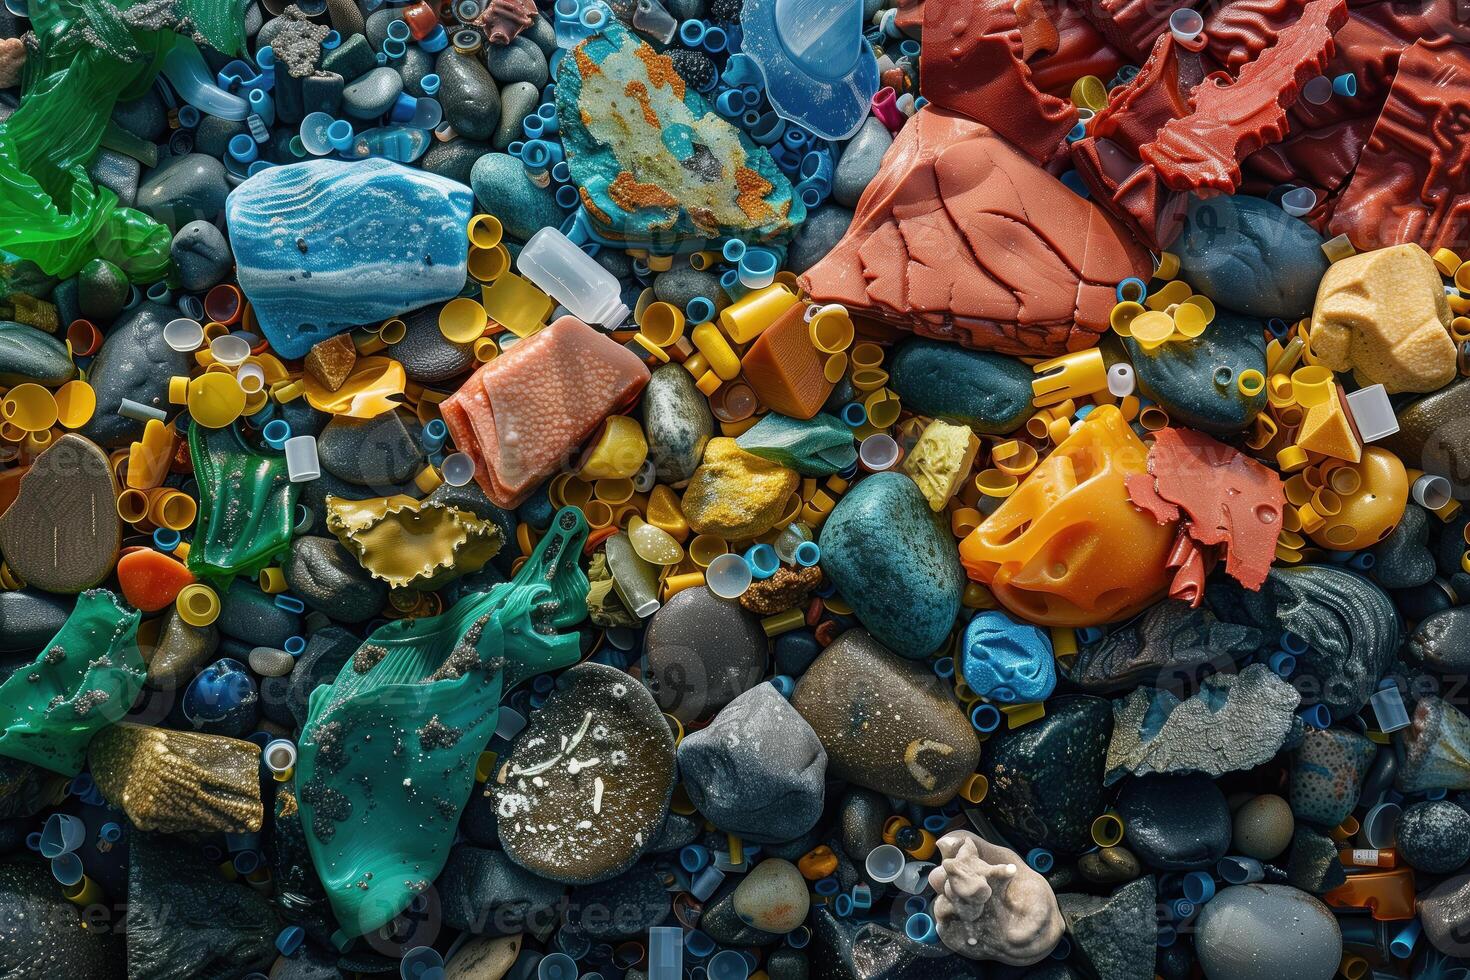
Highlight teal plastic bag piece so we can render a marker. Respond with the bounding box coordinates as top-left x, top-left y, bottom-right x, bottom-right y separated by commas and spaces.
736, 411, 857, 475
0, 0, 244, 280
0, 589, 144, 775
188, 420, 300, 584
297, 508, 590, 937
